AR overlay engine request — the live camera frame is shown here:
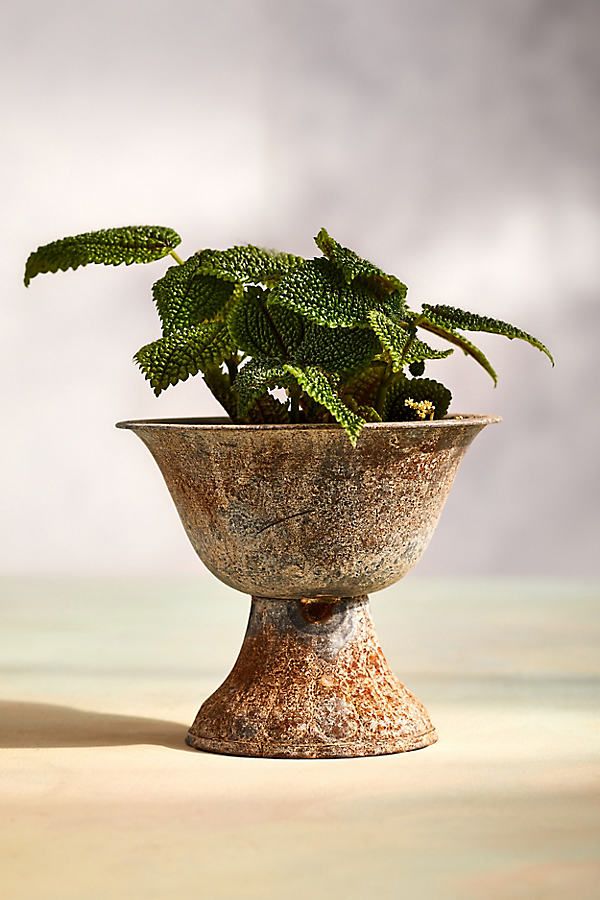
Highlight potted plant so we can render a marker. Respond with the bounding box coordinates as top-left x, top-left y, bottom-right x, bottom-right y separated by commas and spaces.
24, 225, 552, 758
